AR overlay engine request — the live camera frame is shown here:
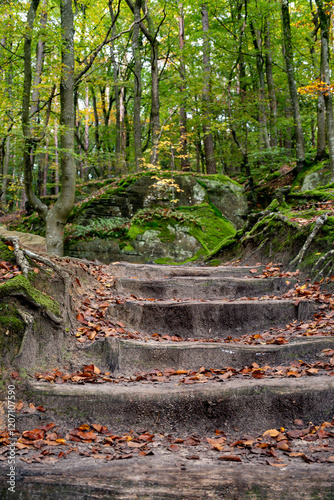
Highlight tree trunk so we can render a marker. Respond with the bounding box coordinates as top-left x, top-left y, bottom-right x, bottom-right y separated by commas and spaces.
315, 0, 334, 174
281, 0, 305, 171
249, 21, 271, 150
179, 3, 189, 171
146, 16, 160, 164
316, 93, 326, 160
30, 6, 47, 120
132, 0, 142, 171
109, 3, 121, 167
264, 20, 278, 148
54, 120, 59, 195
1, 136, 10, 209
46, 0, 76, 255
22, 0, 47, 218
201, 4, 216, 174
